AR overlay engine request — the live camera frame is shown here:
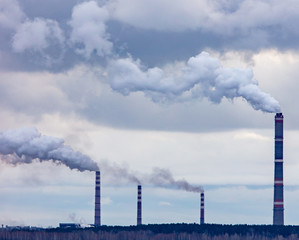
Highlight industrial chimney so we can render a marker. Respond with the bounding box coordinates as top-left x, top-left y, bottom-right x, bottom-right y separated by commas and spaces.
137, 185, 142, 225
200, 192, 204, 224
94, 171, 101, 226
273, 113, 284, 225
